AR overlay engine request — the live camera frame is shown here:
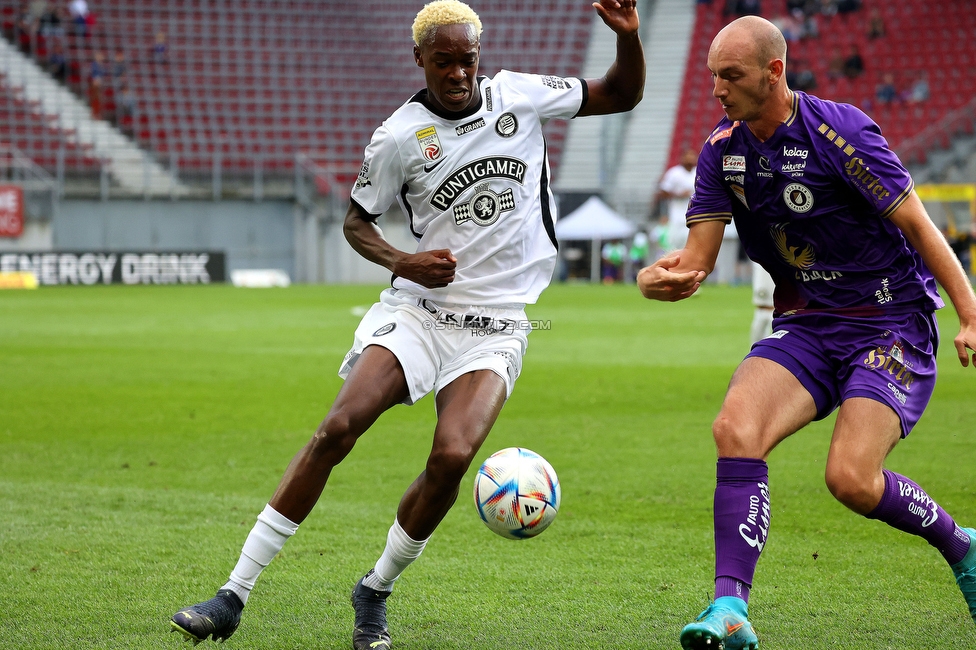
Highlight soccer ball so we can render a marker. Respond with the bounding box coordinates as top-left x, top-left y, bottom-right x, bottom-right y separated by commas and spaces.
473, 447, 561, 540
